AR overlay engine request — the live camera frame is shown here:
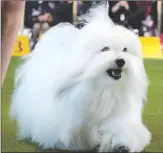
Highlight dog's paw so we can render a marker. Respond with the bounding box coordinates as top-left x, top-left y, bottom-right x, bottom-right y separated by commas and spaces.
113, 145, 129, 153
98, 123, 151, 152
94, 145, 129, 153
98, 132, 131, 152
